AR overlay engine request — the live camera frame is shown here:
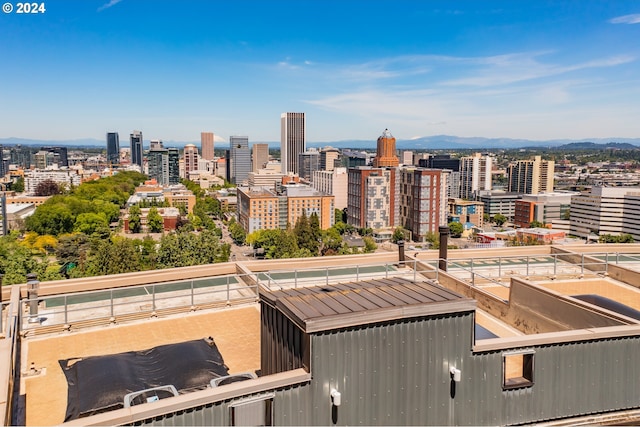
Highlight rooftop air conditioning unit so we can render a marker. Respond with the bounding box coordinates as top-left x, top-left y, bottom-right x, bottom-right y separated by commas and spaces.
123, 385, 179, 407
210, 372, 257, 388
